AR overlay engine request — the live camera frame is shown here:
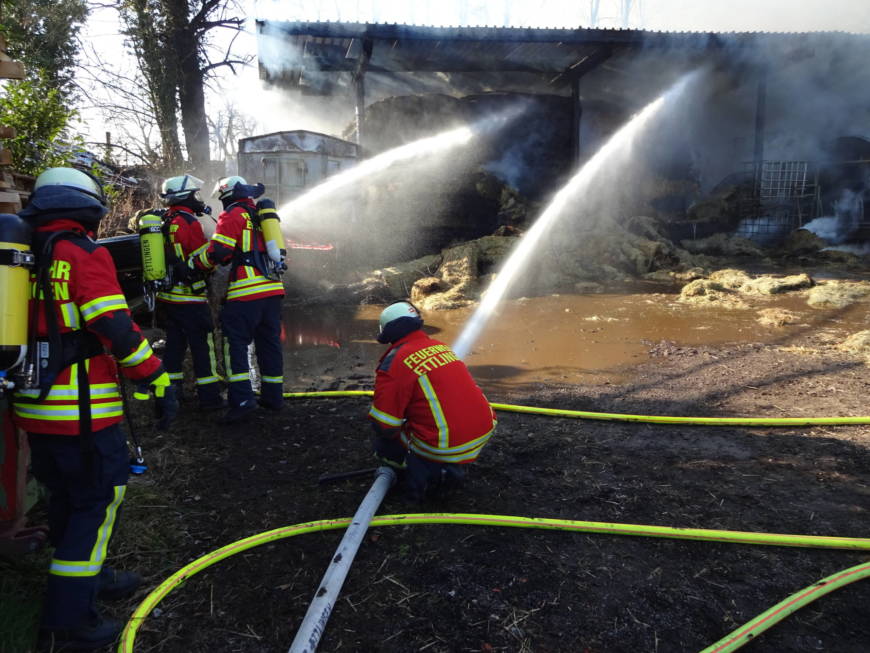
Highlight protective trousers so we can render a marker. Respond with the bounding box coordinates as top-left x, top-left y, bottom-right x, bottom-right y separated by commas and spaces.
220, 295, 284, 409
371, 434, 465, 502
27, 425, 129, 629
161, 302, 221, 405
